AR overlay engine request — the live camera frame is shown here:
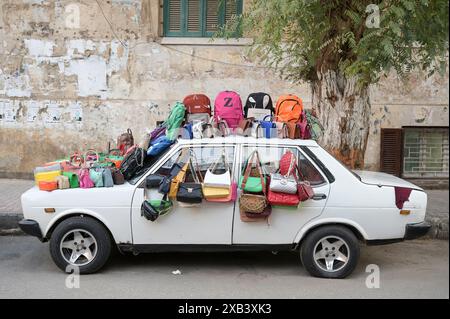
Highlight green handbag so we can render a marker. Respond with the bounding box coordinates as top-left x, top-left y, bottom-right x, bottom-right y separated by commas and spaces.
239, 150, 266, 193
62, 171, 79, 188
149, 199, 173, 216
